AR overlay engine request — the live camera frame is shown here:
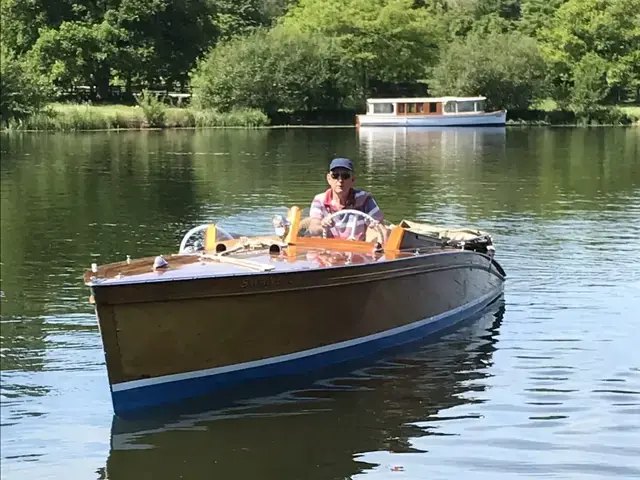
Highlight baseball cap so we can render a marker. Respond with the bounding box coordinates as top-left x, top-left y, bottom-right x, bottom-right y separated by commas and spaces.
329, 157, 354, 171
